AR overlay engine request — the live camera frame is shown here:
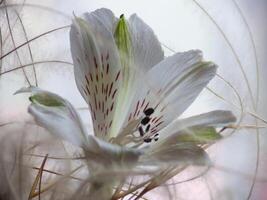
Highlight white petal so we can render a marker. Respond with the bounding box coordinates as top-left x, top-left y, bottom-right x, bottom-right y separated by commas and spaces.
147, 50, 217, 122
87, 8, 118, 33
70, 13, 121, 140
29, 103, 87, 147
116, 50, 217, 143
109, 14, 164, 139
128, 14, 164, 71
142, 143, 210, 166
17, 87, 89, 147
158, 110, 237, 142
